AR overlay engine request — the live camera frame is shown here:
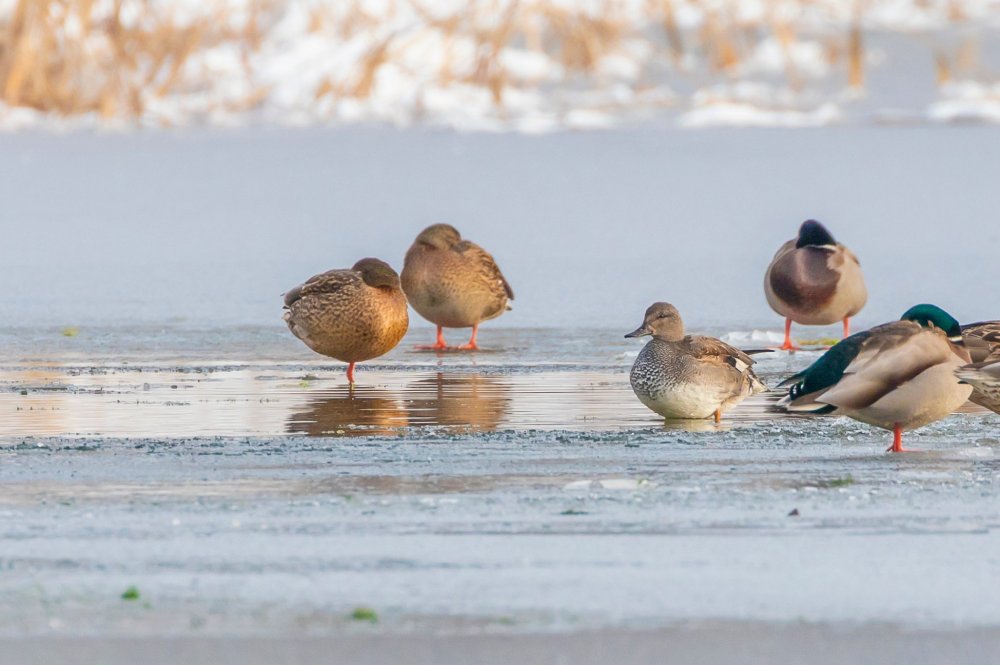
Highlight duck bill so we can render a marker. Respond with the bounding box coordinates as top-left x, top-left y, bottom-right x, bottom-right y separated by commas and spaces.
624, 326, 652, 339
